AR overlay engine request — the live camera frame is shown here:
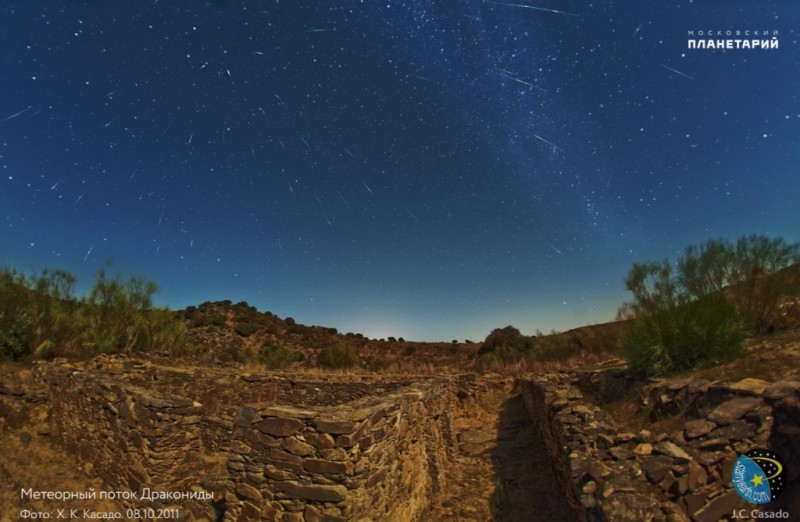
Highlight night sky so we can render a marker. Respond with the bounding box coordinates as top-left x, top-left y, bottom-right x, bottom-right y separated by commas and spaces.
2, 2, 798, 342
